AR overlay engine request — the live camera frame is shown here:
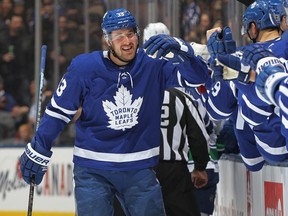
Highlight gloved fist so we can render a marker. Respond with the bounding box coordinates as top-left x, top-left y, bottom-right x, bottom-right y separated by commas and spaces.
207, 26, 236, 59
143, 34, 194, 63
255, 64, 288, 104
20, 137, 52, 185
